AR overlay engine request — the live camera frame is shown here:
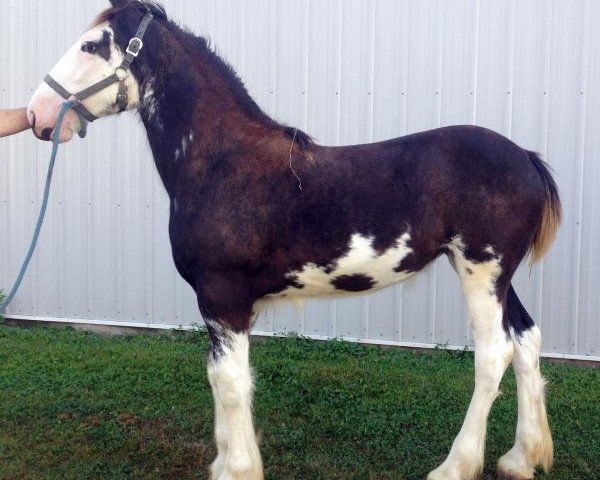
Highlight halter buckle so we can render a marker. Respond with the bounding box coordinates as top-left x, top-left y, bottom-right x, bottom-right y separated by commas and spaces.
126, 38, 144, 57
